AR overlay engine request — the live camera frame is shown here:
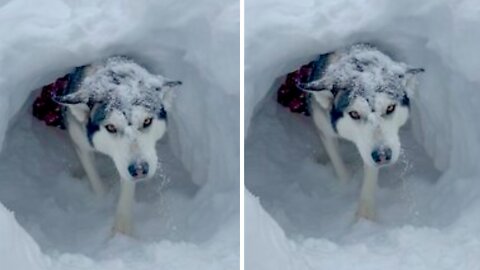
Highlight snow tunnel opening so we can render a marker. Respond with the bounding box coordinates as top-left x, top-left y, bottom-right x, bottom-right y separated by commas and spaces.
245, 45, 454, 242
0, 1, 238, 268
0, 54, 213, 256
